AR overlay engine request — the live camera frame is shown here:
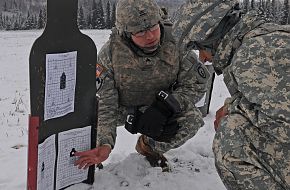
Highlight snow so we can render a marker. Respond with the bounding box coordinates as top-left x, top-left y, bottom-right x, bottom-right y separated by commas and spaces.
0, 29, 230, 190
